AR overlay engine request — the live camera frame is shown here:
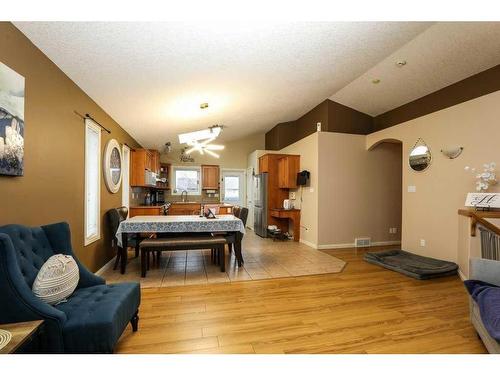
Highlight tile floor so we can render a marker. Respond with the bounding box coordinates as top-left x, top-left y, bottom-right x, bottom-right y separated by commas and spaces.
102, 230, 346, 288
